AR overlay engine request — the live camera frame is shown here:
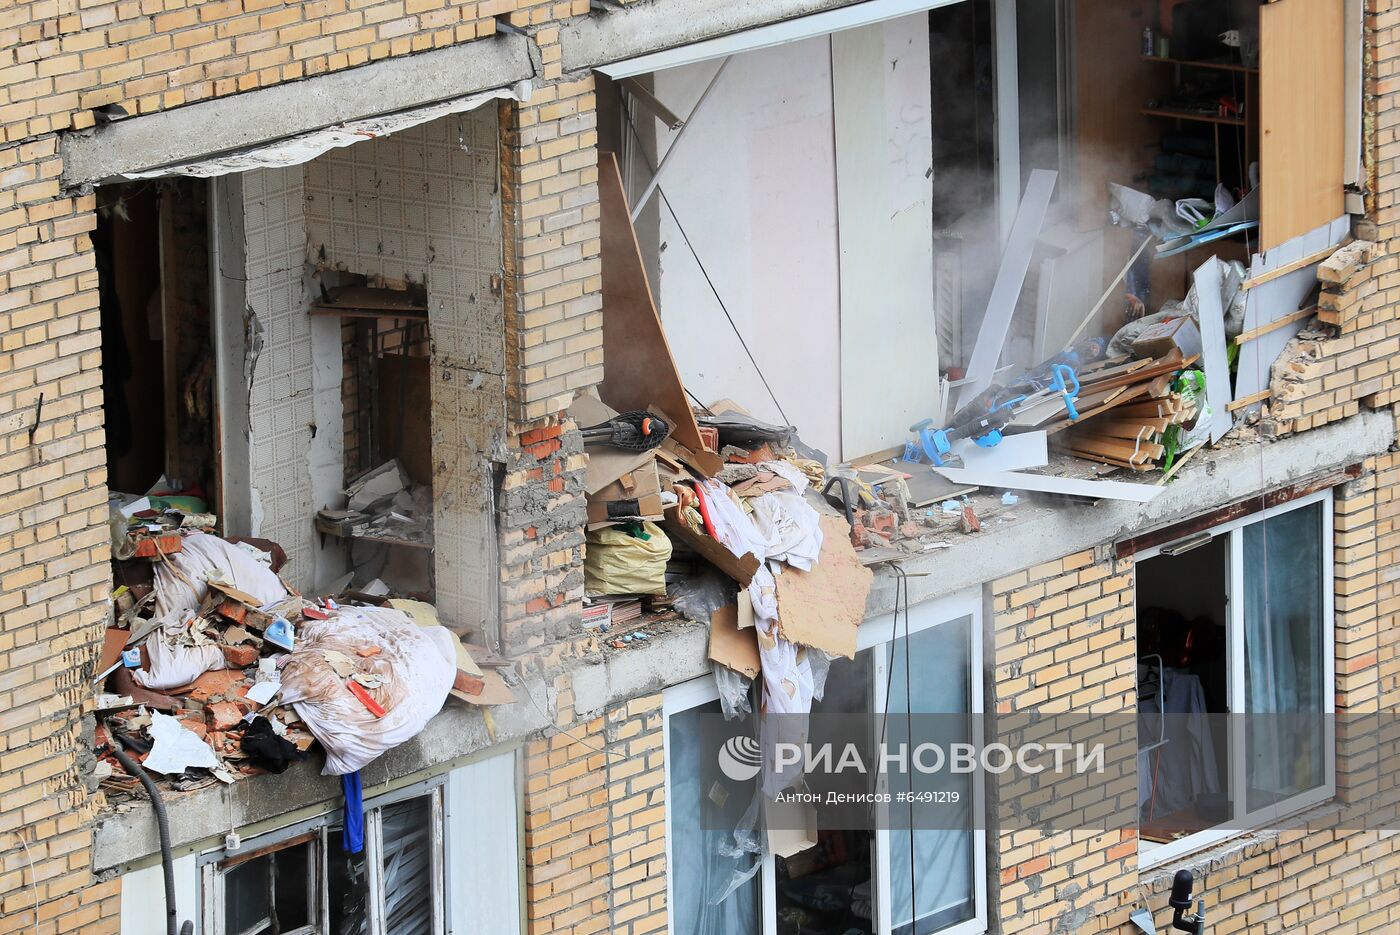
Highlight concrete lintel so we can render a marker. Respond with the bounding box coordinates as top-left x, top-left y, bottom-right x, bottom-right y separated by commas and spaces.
561, 0, 860, 72
62, 37, 532, 187
93, 687, 548, 871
